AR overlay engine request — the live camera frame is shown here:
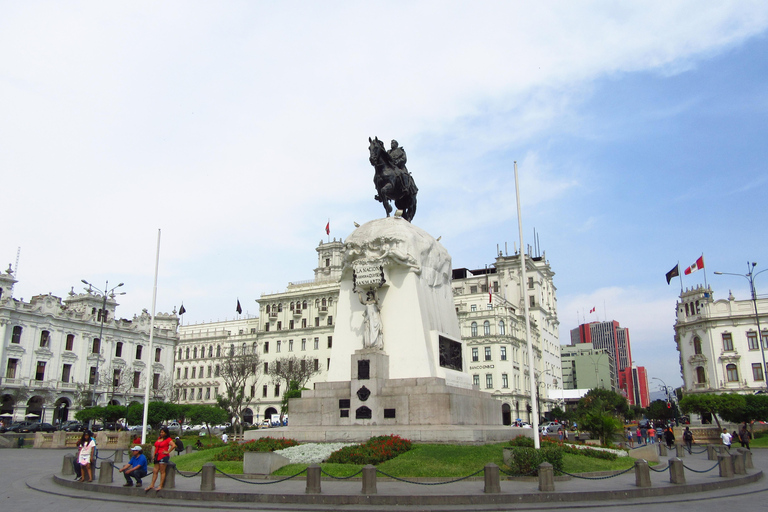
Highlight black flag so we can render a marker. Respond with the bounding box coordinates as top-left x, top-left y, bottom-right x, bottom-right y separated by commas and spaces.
665, 264, 680, 285
178, 304, 186, 315
236, 299, 242, 314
